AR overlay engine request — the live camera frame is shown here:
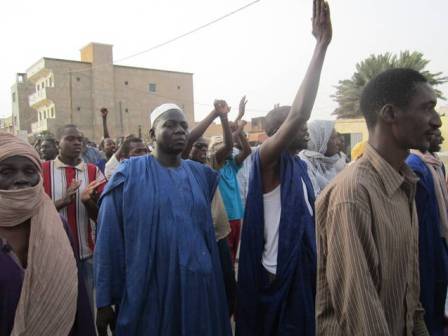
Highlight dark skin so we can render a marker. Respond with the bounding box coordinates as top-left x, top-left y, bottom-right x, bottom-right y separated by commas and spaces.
259, 0, 332, 193
0, 156, 40, 268
190, 138, 209, 164
100, 108, 117, 160
325, 128, 339, 157
40, 139, 58, 161
369, 82, 441, 171
55, 126, 100, 220
151, 109, 190, 167
128, 141, 149, 157
181, 100, 231, 161
97, 109, 190, 335
428, 129, 443, 154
